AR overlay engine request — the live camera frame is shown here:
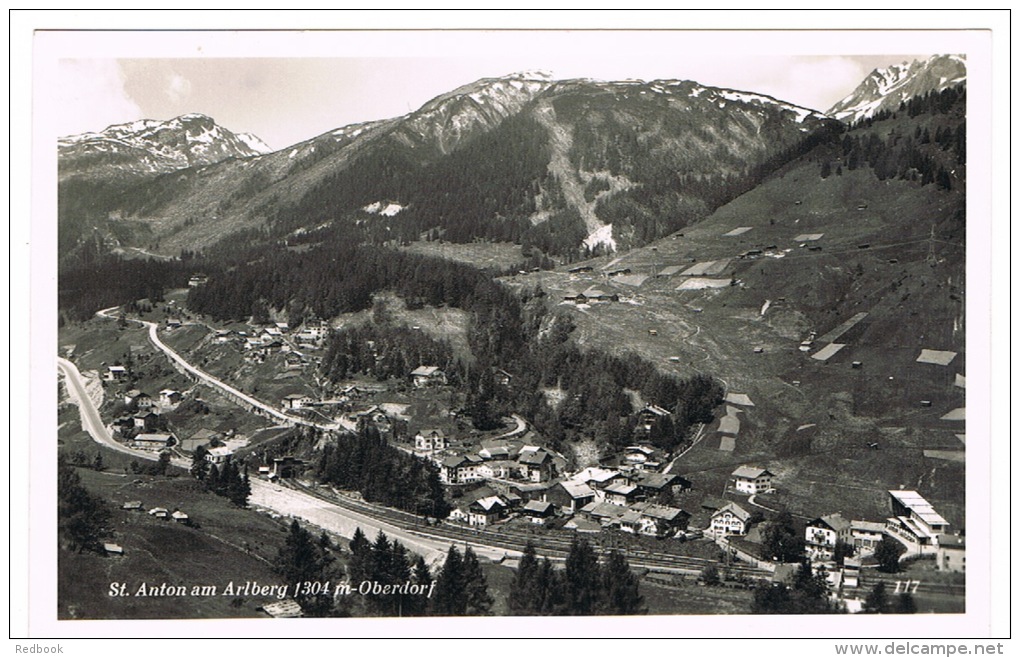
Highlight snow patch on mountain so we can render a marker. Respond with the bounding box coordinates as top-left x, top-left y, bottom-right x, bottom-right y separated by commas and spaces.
584, 223, 616, 252
59, 113, 273, 178
363, 201, 404, 217
237, 132, 272, 154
